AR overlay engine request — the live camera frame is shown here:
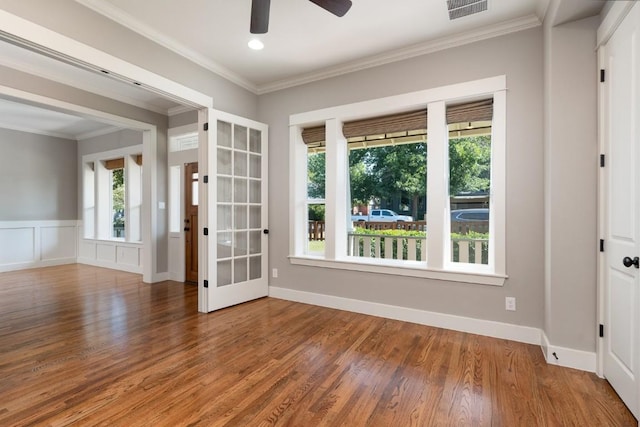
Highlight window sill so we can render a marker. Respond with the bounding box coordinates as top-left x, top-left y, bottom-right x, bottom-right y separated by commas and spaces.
288, 255, 507, 286
82, 238, 143, 247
